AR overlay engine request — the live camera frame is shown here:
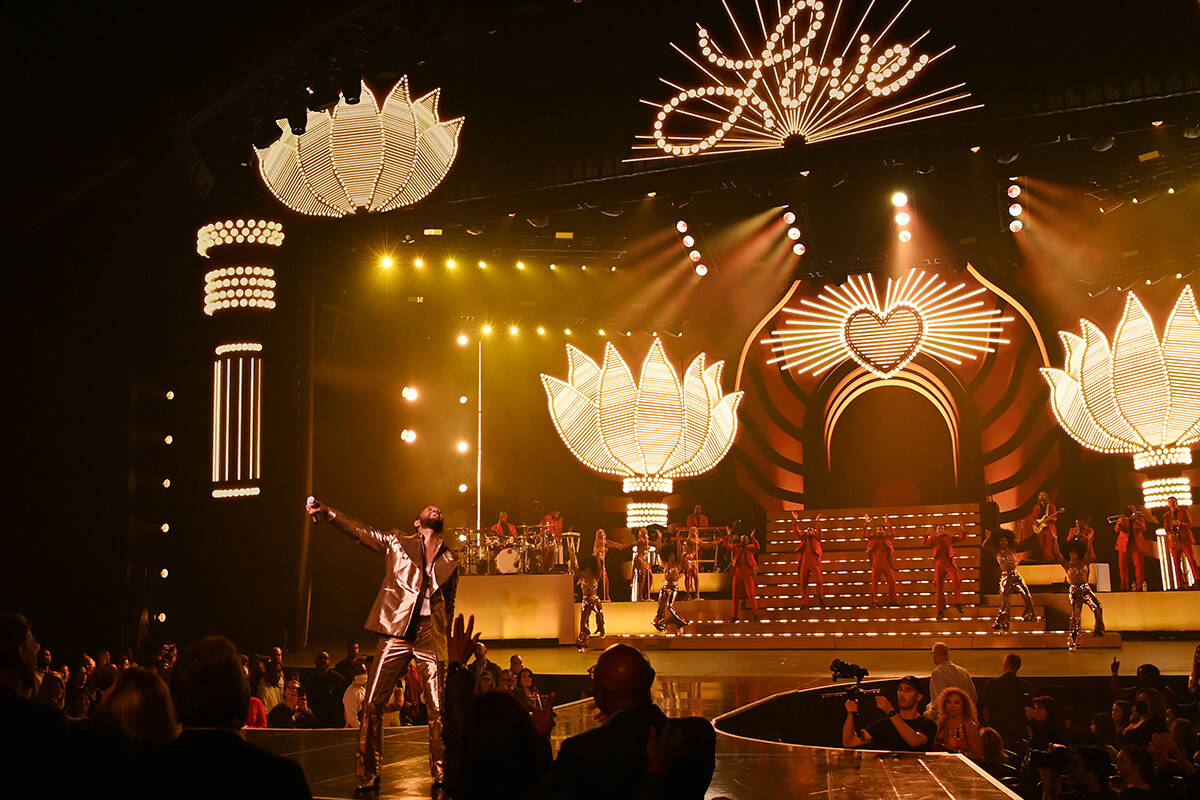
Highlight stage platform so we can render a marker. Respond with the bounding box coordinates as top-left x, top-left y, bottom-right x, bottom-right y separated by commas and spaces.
249, 674, 1018, 799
